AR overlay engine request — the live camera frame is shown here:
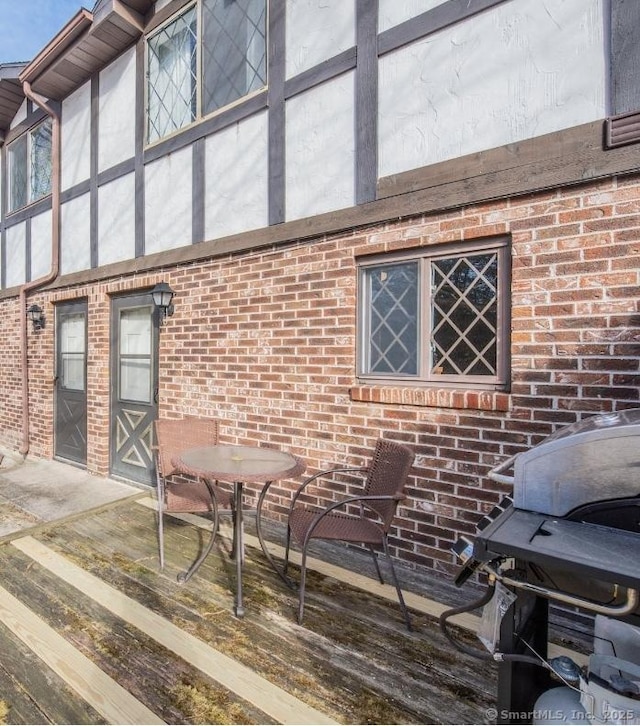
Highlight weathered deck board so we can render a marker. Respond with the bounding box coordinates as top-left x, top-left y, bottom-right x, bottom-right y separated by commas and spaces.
0, 617, 106, 725
57, 503, 497, 721
0, 499, 497, 725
